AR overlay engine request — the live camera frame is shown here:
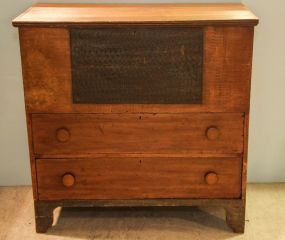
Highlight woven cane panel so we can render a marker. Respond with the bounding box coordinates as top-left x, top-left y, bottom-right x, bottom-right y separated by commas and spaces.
70, 27, 203, 104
